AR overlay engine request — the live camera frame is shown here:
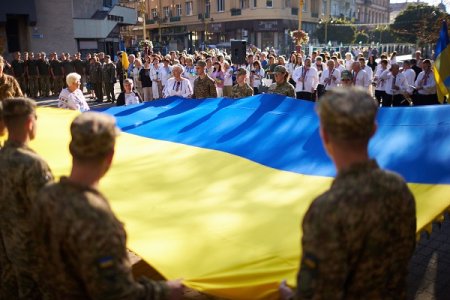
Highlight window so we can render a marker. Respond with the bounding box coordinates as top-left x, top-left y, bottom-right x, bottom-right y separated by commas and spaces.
252, 0, 257, 8
266, 0, 272, 8
303, 0, 307, 12
322, 0, 327, 15
185, 1, 193, 16
240, 0, 249, 9
283, 0, 291, 8
163, 6, 170, 17
216, 0, 224, 12
176, 4, 182, 16
151, 8, 158, 18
